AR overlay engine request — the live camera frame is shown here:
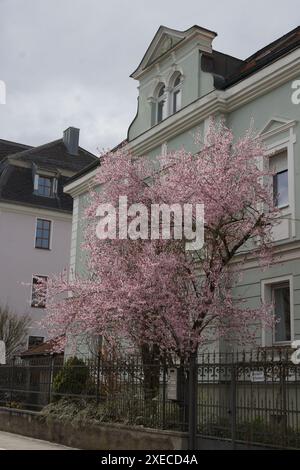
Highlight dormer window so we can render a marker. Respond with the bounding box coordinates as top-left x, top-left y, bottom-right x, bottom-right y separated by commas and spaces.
156, 84, 166, 124
33, 173, 58, 198
37, 176, 53, 197
171, 73, 182, 114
